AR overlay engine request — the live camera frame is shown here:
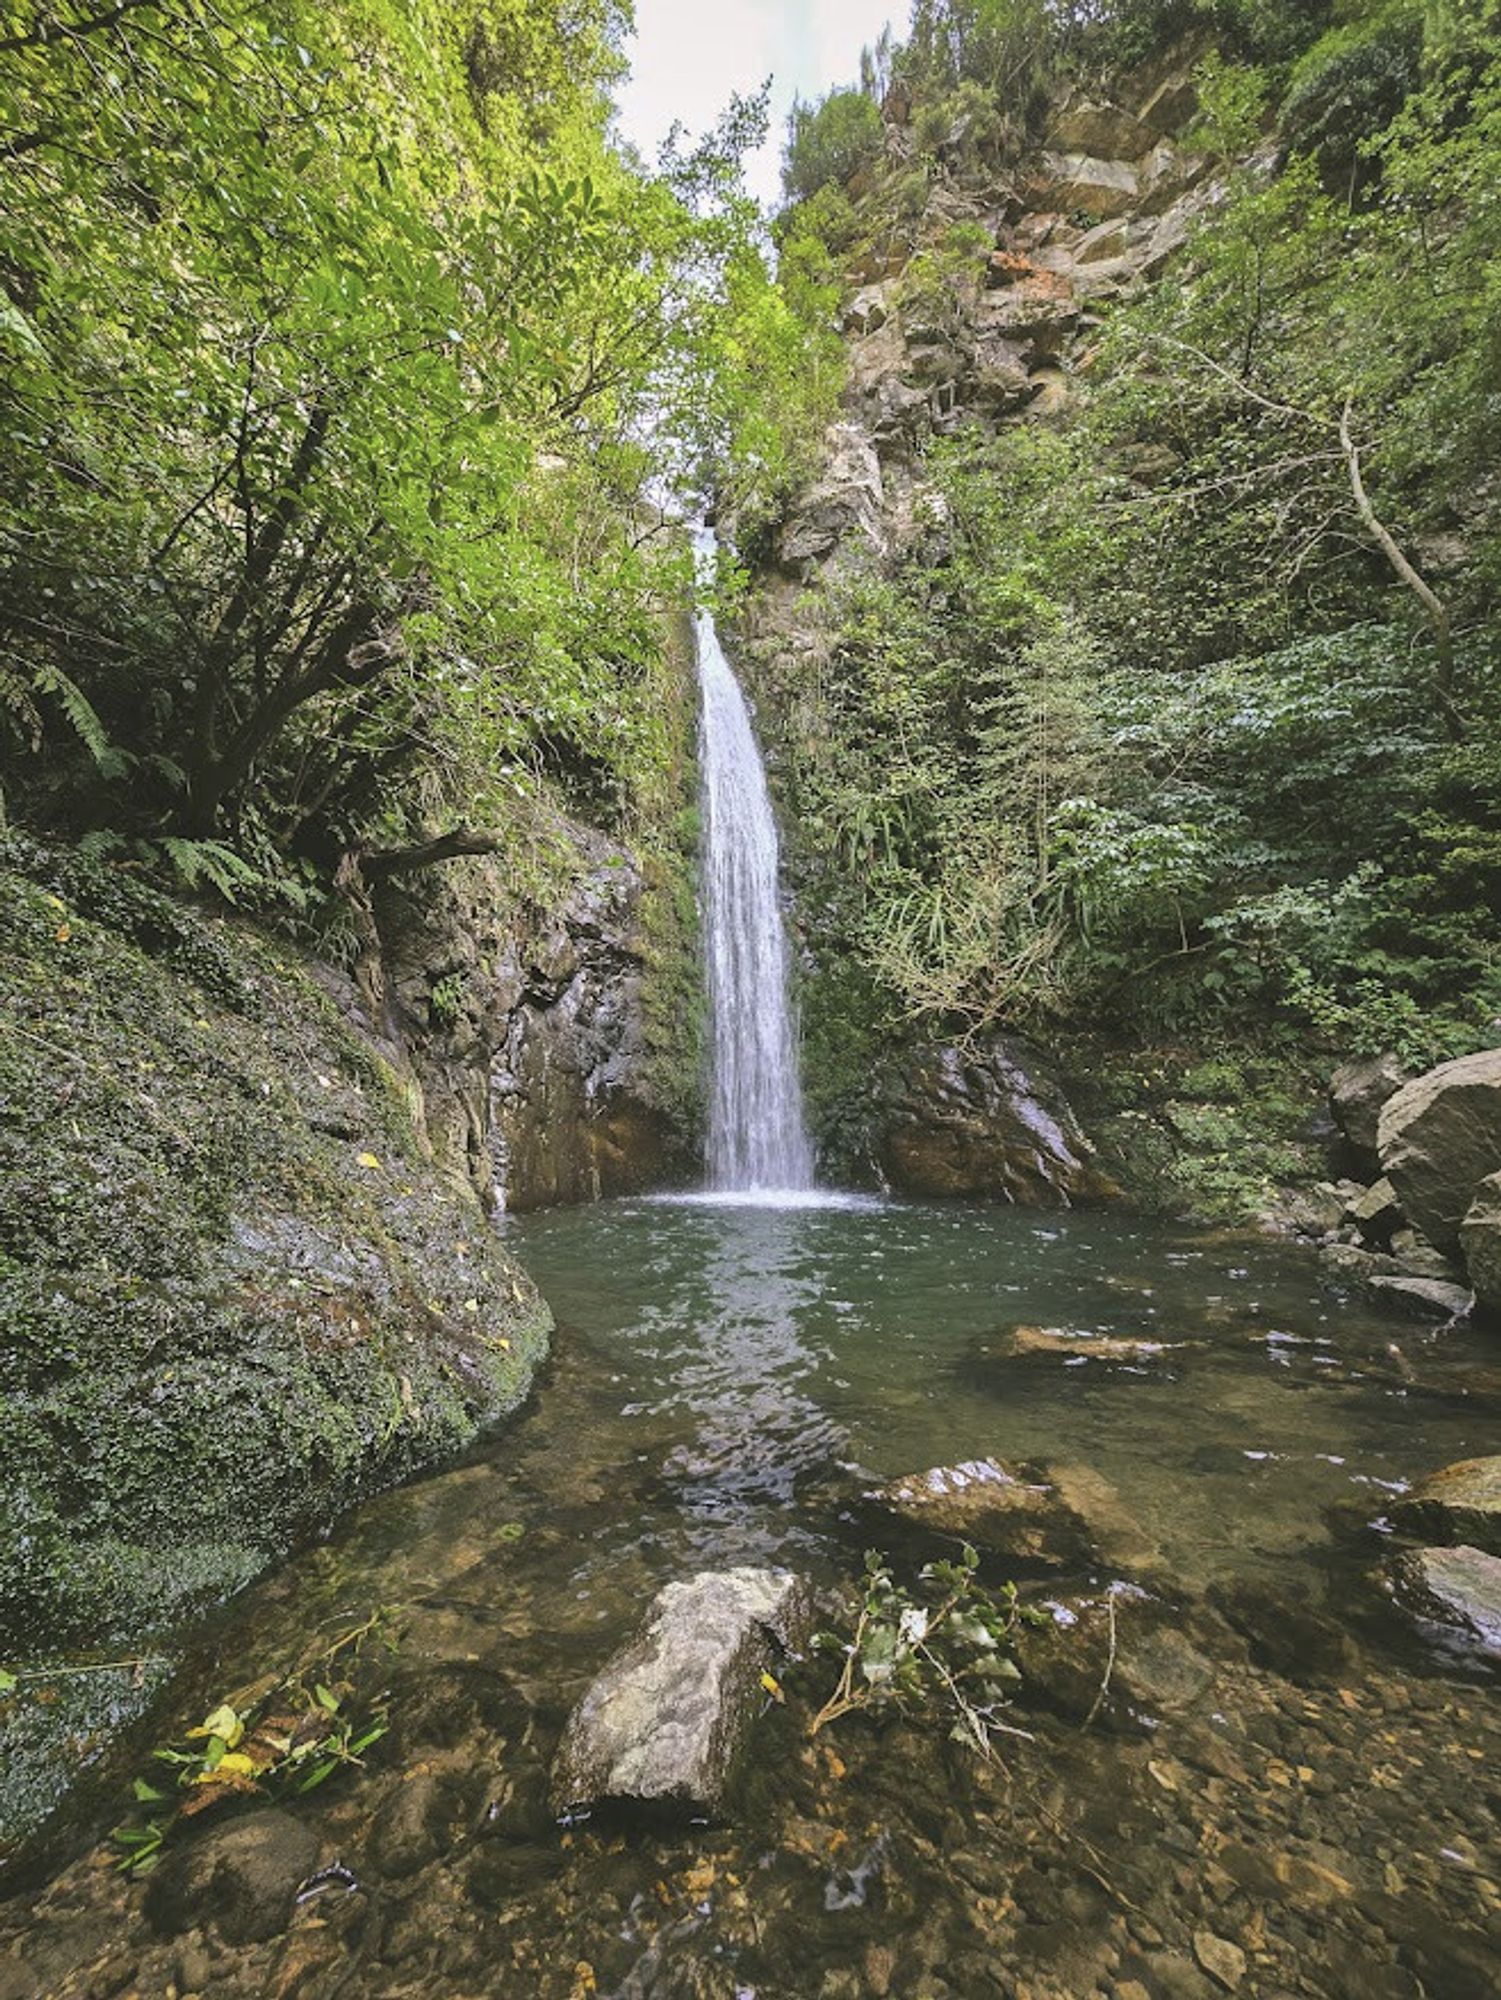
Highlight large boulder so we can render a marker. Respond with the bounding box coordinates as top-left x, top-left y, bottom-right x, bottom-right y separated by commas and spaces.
1376, 1047, 1501, 1252
879, 1036, 1115, 1204
550, 1569, 812, 1818
1389, 1545, 1501, 1659
1460, 1170, 1501, 1317
1390, 1456, 1501, 1556
1052, 99, 1159, 161
1039, 152, 1139, 219
1329, 1053, 1408, 1174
